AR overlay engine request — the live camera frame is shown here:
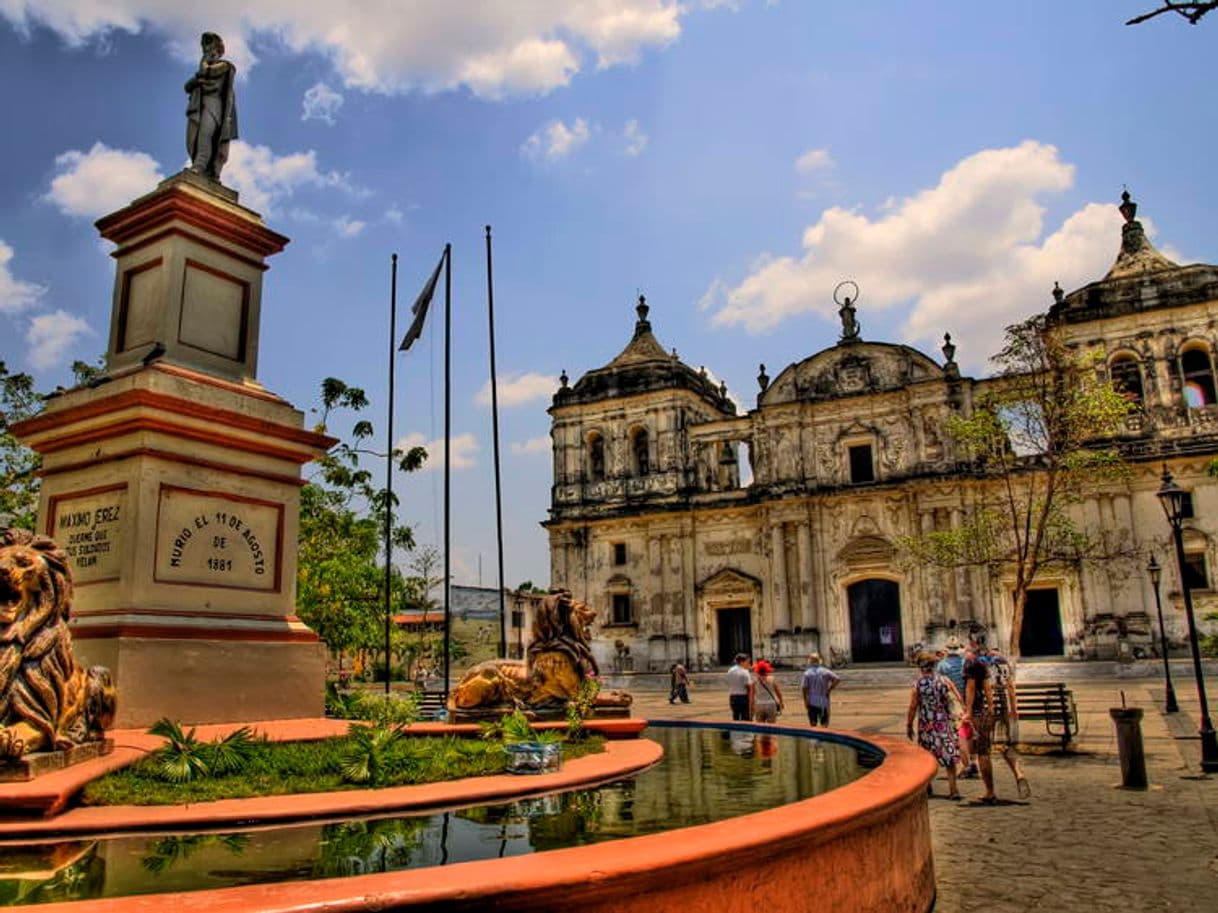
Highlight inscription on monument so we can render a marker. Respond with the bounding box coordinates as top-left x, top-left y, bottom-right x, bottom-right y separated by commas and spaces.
50, 487, 127, 582
155, 487, 281, 590
704, 538, 752, 556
